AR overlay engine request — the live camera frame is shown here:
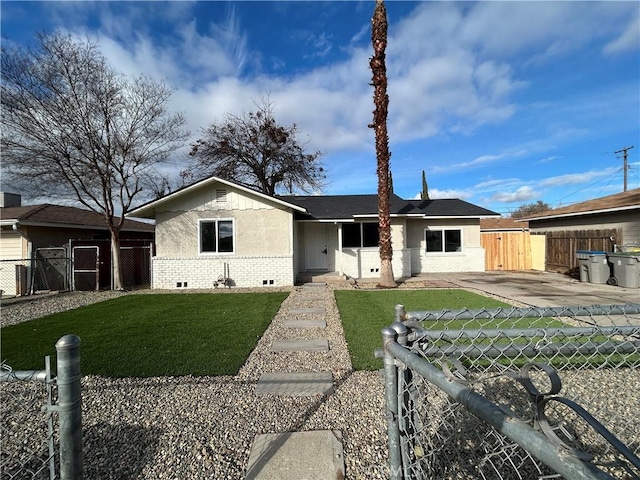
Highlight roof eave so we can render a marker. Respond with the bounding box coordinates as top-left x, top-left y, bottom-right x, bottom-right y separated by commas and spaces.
422, 215, 498, 220
5, 220, 153, 232
525, 204, 639, 222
